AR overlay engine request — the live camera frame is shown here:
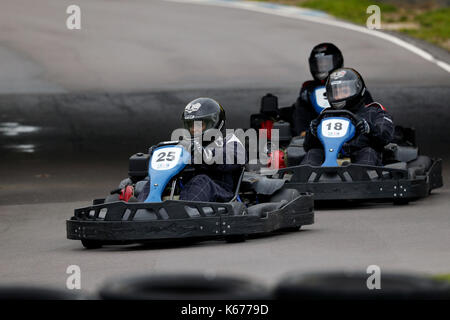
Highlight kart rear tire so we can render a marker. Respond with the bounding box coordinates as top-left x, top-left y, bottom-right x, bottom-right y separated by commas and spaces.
81, 240, 103, 249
